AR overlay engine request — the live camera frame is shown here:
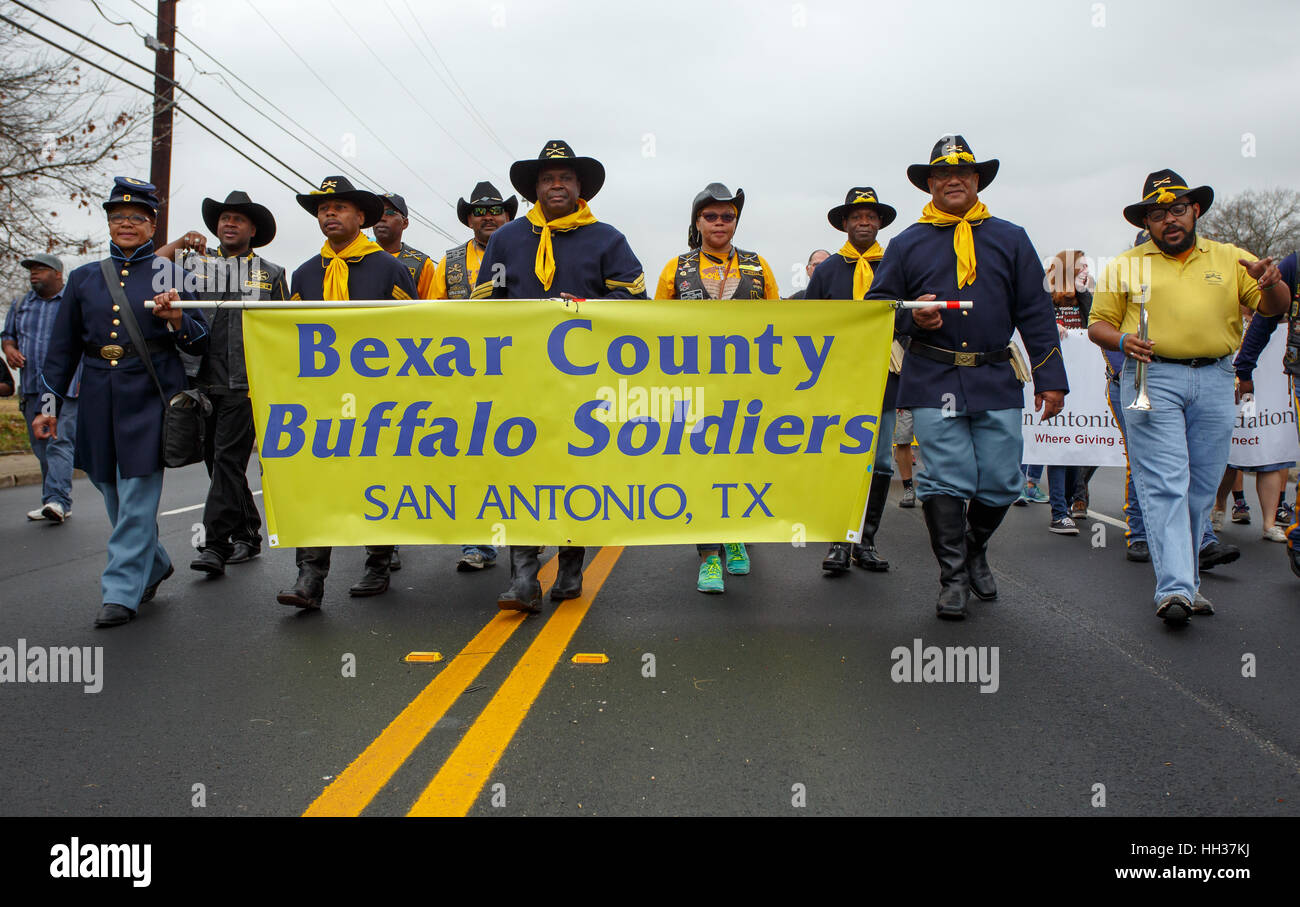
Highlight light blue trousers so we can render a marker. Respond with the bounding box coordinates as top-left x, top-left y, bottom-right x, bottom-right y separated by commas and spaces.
912, 407, 1024, 506
1121, 356, 1235, 604
91, 467, 171, 609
